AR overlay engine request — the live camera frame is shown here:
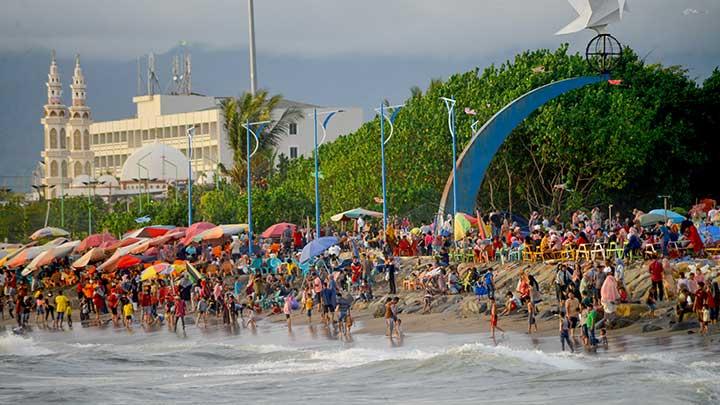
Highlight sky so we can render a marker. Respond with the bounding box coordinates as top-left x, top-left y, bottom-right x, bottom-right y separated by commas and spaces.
0, 0, 718, 186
